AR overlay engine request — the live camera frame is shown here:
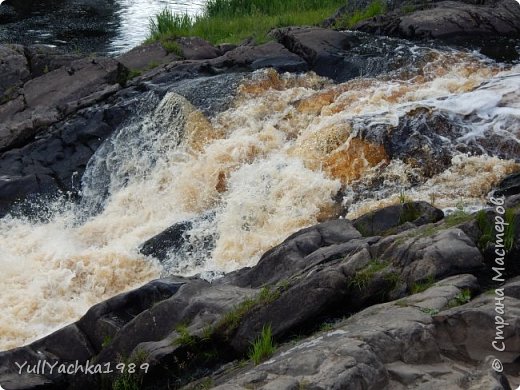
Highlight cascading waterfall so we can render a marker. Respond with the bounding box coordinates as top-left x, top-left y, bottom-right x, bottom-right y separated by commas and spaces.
0, 44, 519, 351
